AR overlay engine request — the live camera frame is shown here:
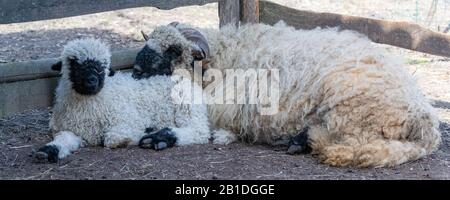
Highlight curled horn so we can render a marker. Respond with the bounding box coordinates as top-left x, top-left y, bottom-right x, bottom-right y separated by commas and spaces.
177, 27, 210, 61
168, 21, 209, 60
168, 21, 180, 27
141, 30, 150, 41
